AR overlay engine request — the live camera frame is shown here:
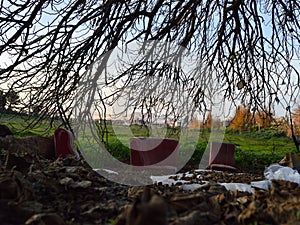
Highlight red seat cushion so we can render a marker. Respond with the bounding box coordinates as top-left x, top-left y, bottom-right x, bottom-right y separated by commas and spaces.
209, 142, 236, 172
210, 164, 237, 172
130, 137, 178, 167
54, 128, 80, 159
